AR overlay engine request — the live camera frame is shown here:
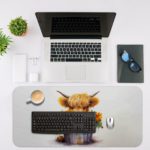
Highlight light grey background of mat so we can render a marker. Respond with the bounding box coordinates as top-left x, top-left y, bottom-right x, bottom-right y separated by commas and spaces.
117, 45, 144, 83
13, 86, 142, 147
